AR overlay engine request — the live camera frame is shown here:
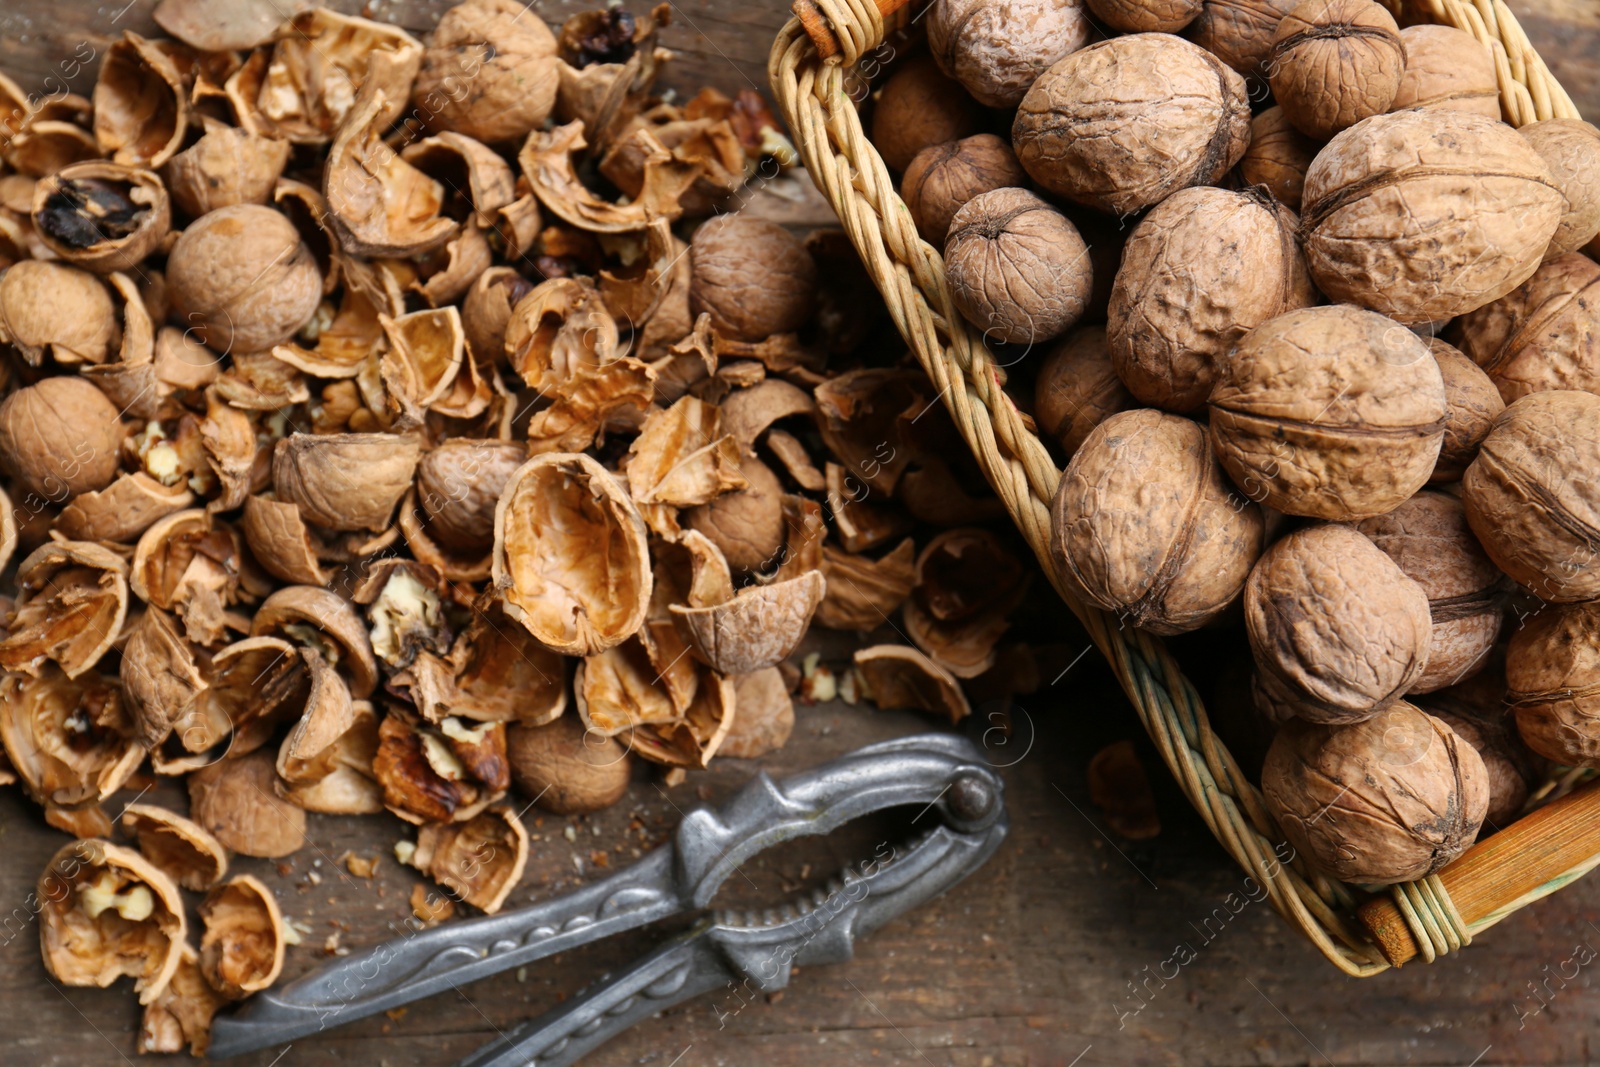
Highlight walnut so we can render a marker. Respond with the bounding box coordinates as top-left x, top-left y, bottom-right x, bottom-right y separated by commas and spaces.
1391, 24, 1501, 119
720, 667, 795, 759
415, 440, 529, 554
1428, 338, 1504, 483
162, 119, 290, 220
0, 666, 141, 809
0, 260, 116, 366
869, 56, 981, 173
1300, 109, 1564, 325
1506, 600, 1600, 767
1520, 119, 1600, 259
93, 32, 188, 169
854, 644, 971, 724
273, 432, 421, 534
1088, 0, 1201, 32
927, 0, 1092, 108
1034, 326, 1137, 458
38, 839, 187, 1004
943, 188, 1091, 346
1267, 0, 1404, 140
507, 714, 631, 815
0, 540, 129, 679
1423, 707, 1535, 827
671, 570, 826, 676
415, 0, 560, 145
1261, 702, 1488, 883
325, 86, 458, 258
402, 805, 529, 913
1448, 252, 1600, 402
1237, 106, 1318, 212
32, 163, 172, 273
901, 134, 1028, 247
1209, 305, 1447, 520
151, 0, 300, 51
1462, 390, 1600, 603
1014, 34, 1248, 216
189, 750, 305, 858
1109, 187, 1313, 412
1186, 0, 1301, 77
119, 804, 229, 892
198, 874, 285, 999
276, 700, 384, 815
683, 453, 786, 575
689, 214, 816, 343
0, 375, 125, 504
1053, 409, 1263, 635
168, 205, 323, 354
